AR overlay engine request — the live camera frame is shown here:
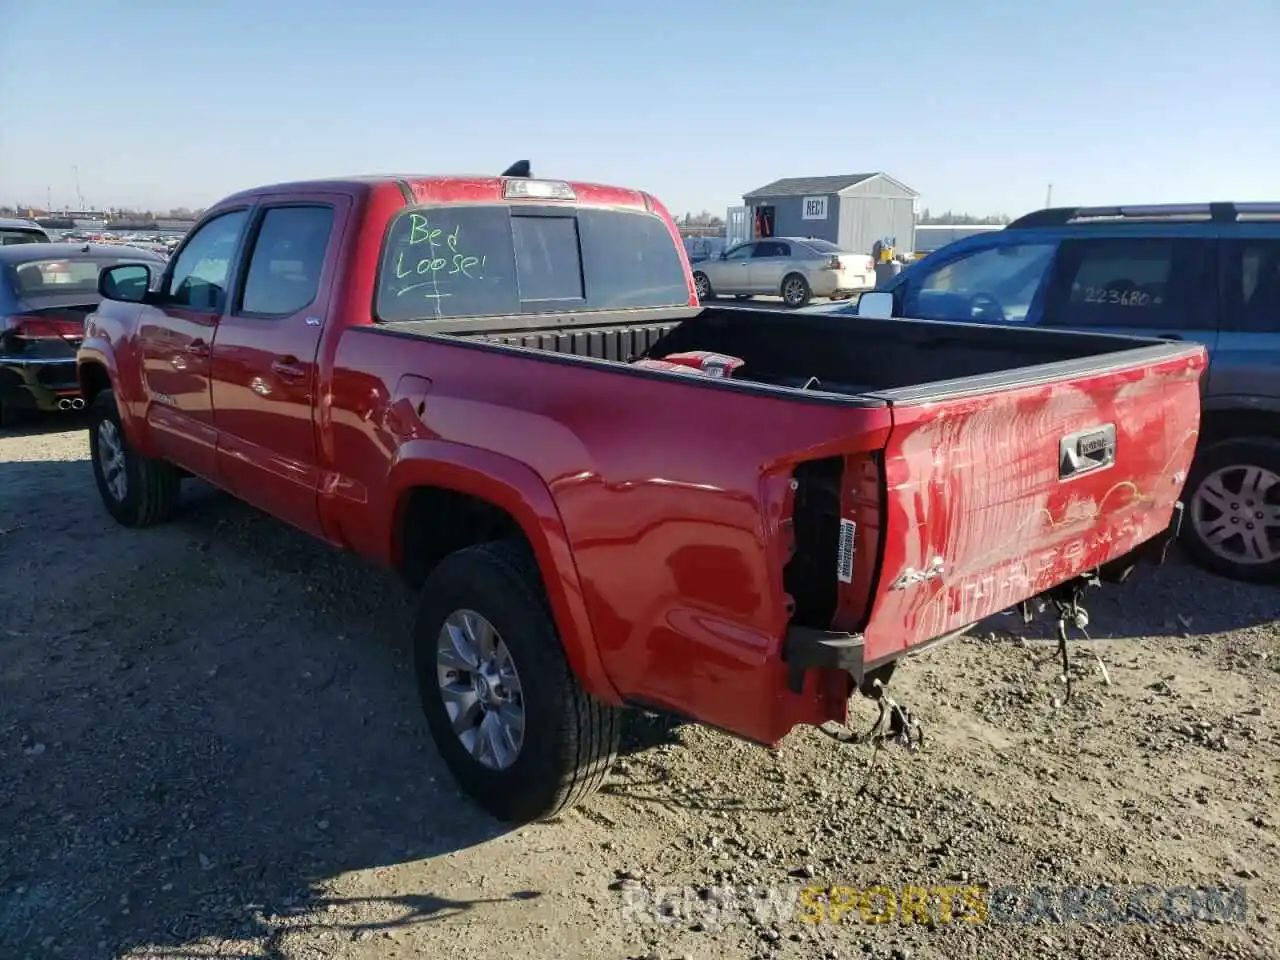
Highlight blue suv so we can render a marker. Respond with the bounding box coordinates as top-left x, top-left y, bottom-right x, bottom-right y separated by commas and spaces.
848, 202, 1280, 585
